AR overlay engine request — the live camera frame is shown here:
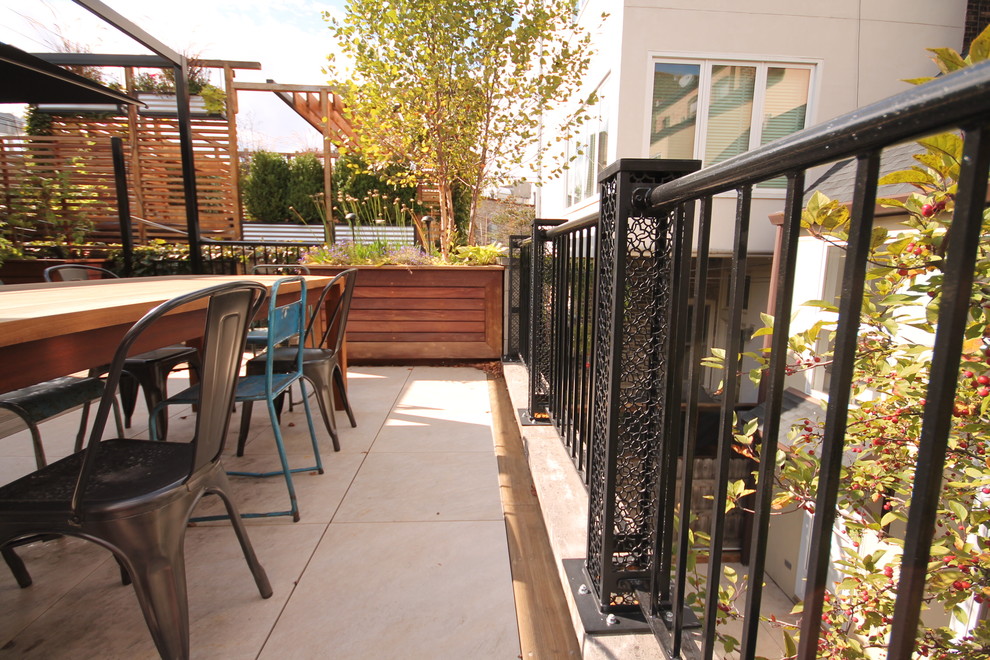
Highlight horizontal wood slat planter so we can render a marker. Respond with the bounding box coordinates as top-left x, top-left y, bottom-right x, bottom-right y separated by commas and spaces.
307, 265, 503, 362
